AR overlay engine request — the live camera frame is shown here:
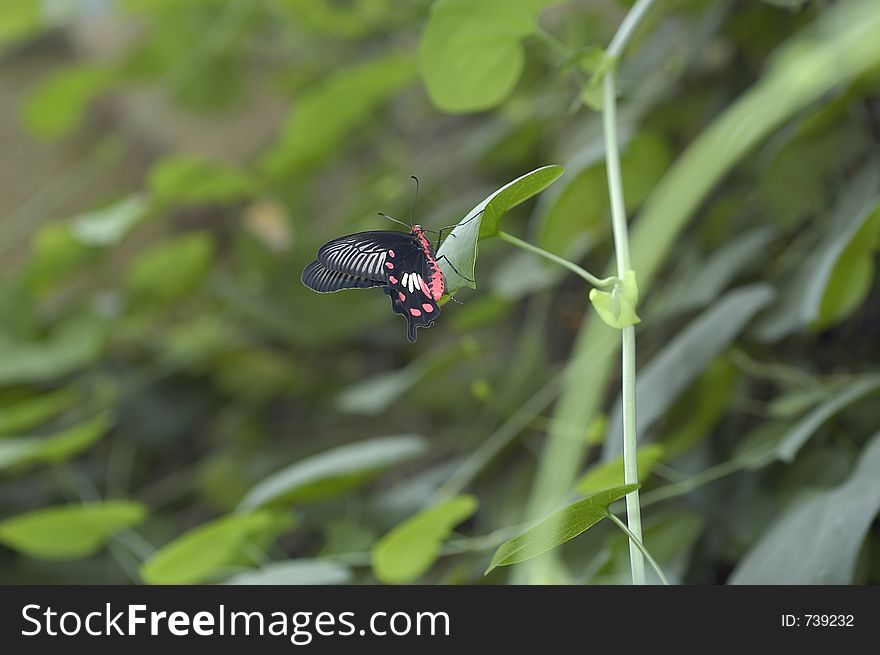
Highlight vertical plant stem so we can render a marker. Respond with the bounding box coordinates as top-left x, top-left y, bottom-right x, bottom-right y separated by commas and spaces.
605, 510, 669, 585
601, 0, 657, 585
